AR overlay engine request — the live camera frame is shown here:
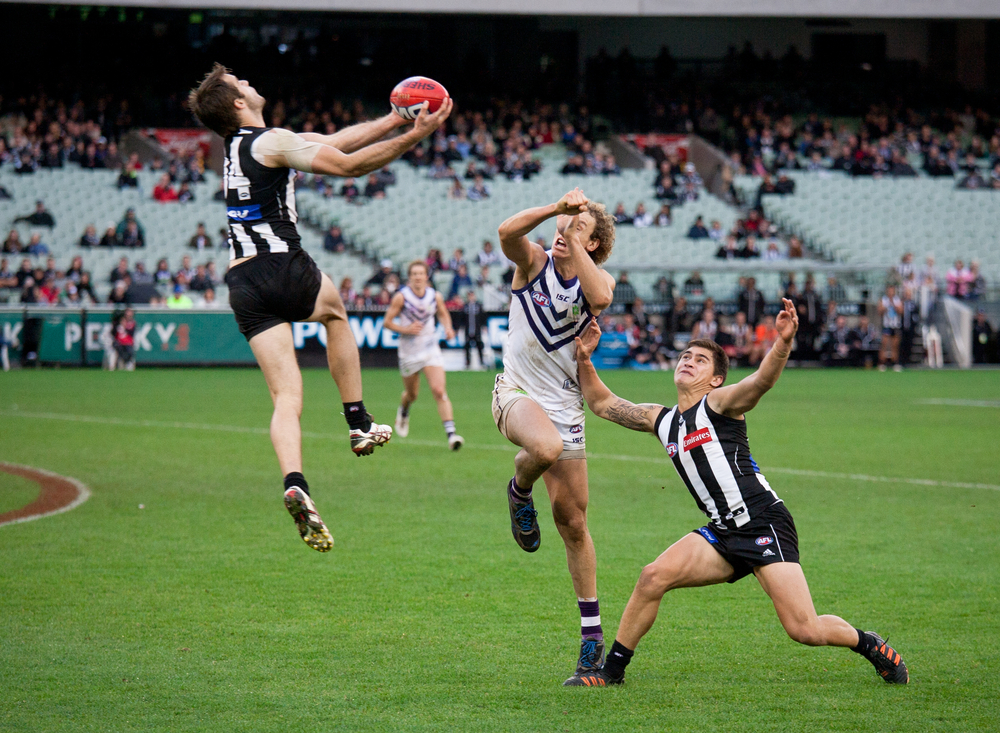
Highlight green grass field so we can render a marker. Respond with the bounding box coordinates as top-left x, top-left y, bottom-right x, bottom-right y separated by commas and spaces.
1, 367, 999, 732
